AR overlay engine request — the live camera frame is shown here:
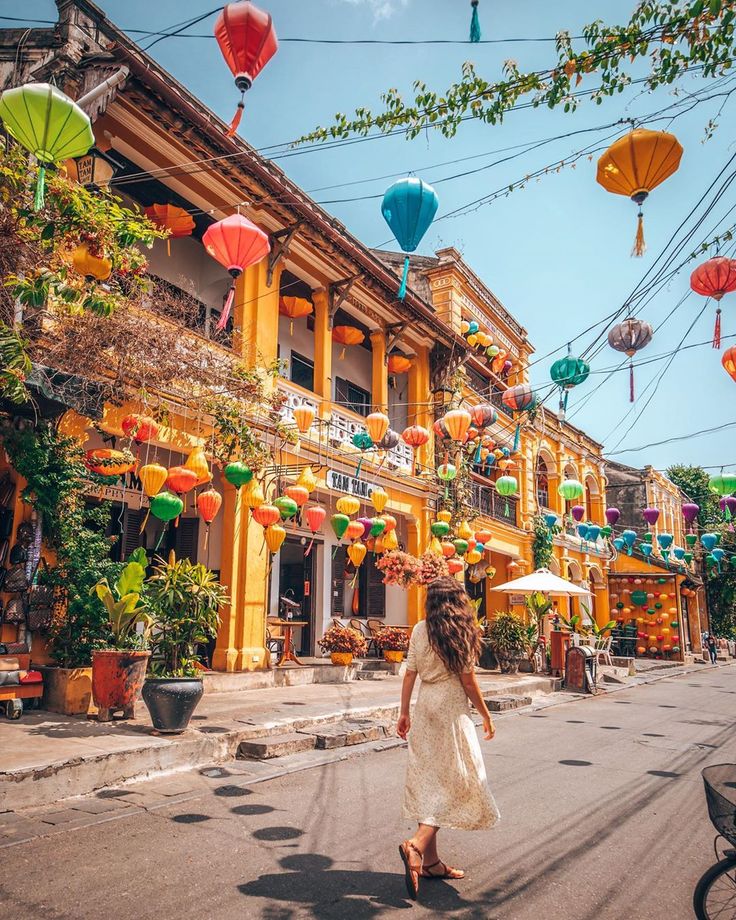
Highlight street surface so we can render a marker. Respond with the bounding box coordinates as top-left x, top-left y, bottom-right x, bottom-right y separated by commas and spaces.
2, 664, 735, 920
